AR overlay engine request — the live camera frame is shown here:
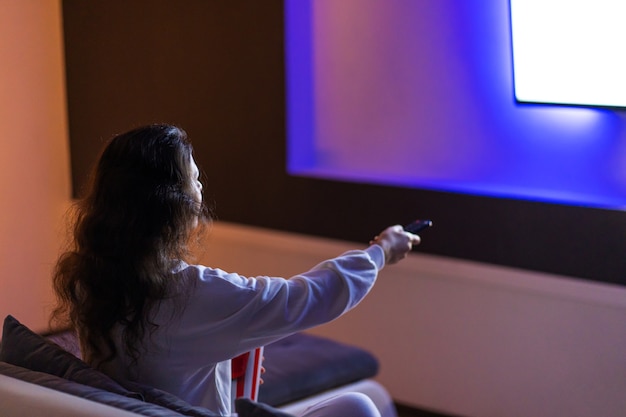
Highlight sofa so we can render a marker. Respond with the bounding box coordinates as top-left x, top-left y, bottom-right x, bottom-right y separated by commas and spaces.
0, 316, 397, 417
